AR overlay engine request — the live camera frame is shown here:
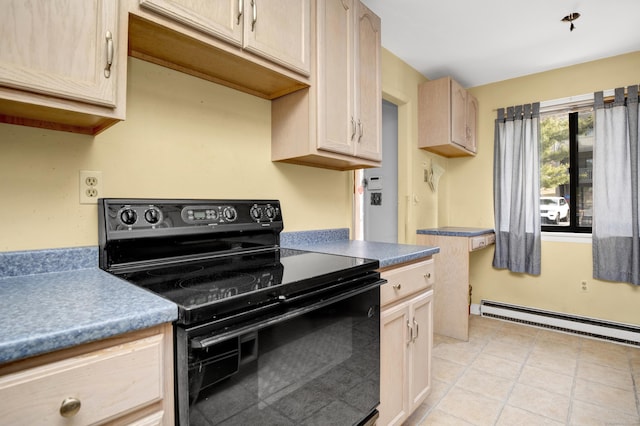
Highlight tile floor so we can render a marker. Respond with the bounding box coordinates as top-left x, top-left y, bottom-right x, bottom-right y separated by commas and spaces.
405, 315, 640, 426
